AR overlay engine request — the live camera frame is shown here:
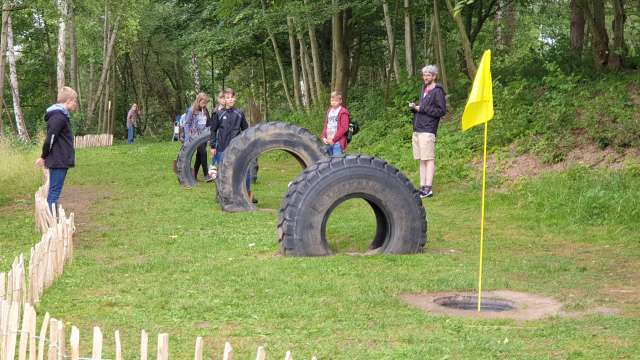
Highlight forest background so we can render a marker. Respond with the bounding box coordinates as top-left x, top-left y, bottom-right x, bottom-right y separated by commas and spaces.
0, 0, 638, 167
